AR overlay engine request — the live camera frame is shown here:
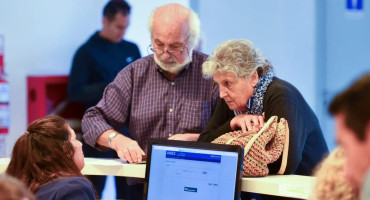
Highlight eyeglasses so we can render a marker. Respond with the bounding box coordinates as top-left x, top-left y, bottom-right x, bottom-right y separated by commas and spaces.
149, 44, 187, 56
